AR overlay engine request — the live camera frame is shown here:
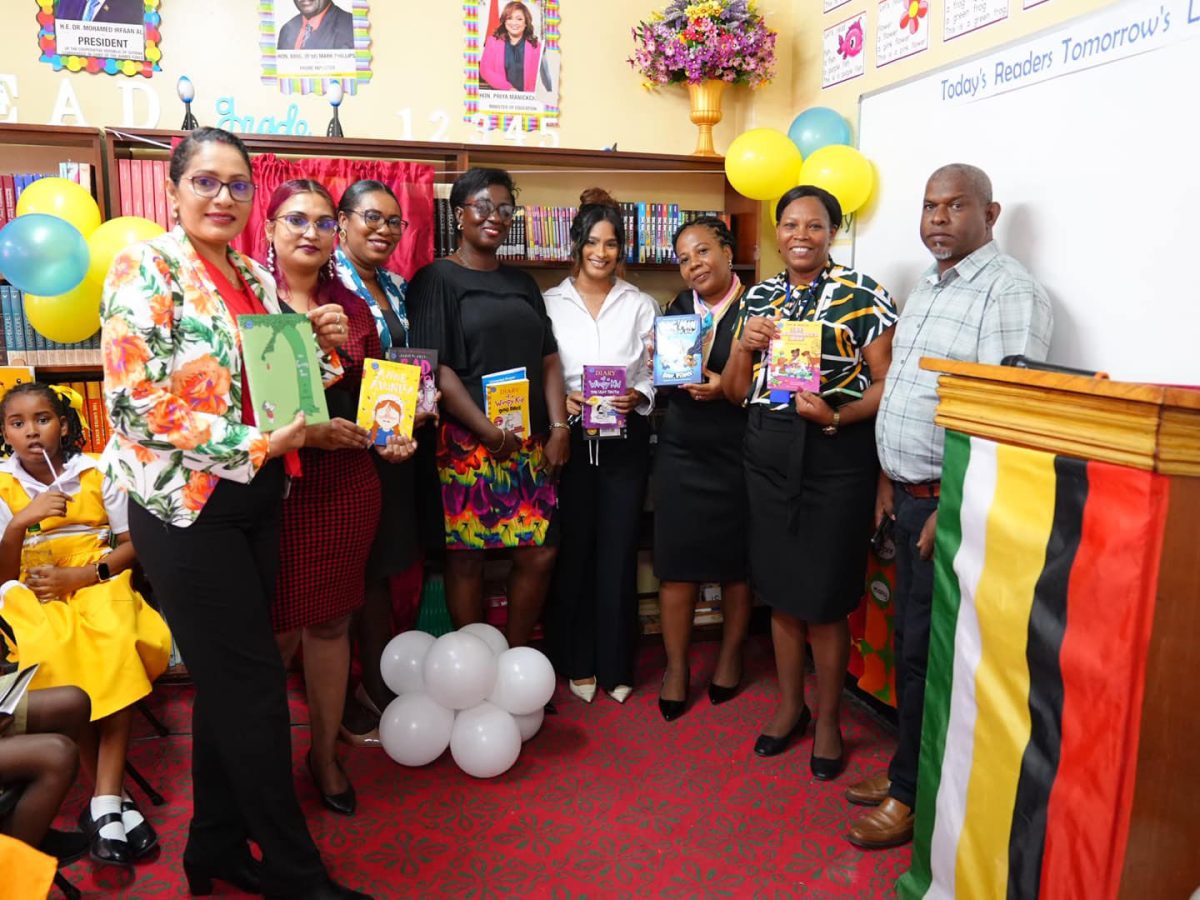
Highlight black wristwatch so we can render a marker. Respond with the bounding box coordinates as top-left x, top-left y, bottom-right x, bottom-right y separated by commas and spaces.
95, 561, 112, 583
